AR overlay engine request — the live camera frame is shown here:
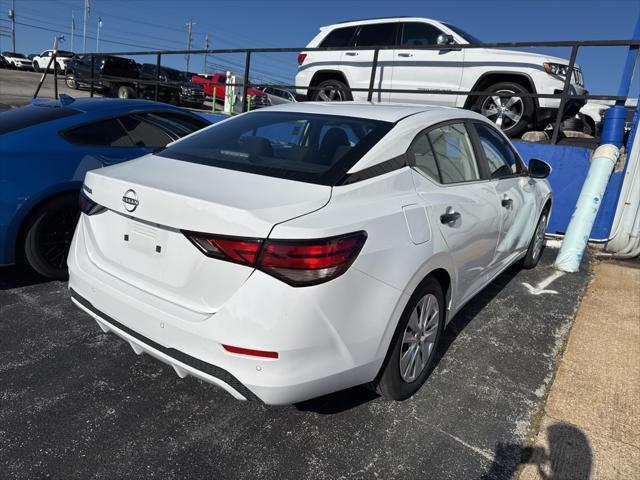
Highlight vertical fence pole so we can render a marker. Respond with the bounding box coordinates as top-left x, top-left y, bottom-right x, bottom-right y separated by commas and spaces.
90, 55, 95, 97
367, 48, 380, 102
550, 45, 579, 144
212, 87, 216, 112
155, 52, 161, 102
241, 51, 251, 112
53, 52, 59, 100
